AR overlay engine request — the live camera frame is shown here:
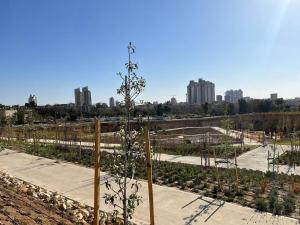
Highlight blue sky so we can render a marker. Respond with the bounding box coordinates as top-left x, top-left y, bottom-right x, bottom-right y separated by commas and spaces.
1, 0, 300, 105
